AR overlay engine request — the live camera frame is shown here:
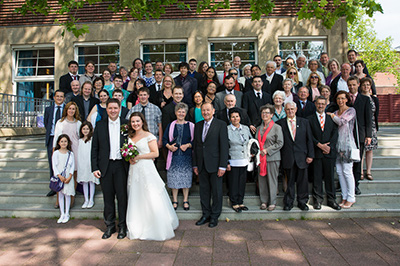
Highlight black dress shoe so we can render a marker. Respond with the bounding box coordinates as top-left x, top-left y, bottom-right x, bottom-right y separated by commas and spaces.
46, 190, 56, 197
208, 219, 218, 228
313, 202, 322, 210
102, 227, 116, 239
298, 204, 309, 211
240, 205, 249, 211
283, 205, 293, 211
195, 216, 210, 226
117, 227, 127, 239
232, 206, 242, 213
328, 202, 342, 210
355, 187, 362, 195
